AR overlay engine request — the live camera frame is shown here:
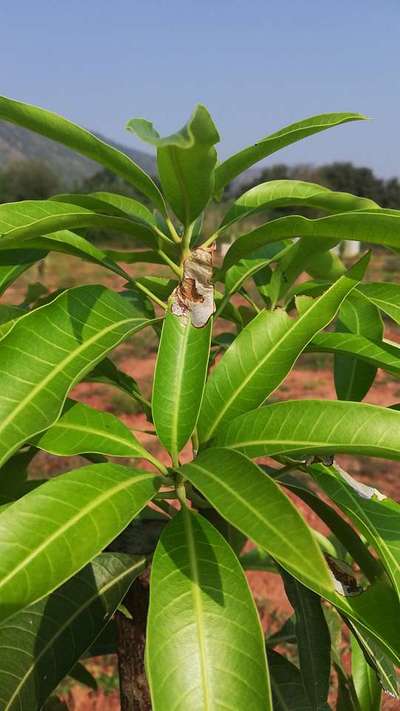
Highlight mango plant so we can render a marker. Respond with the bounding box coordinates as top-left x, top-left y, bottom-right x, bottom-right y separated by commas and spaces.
0, 96, 399, 710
